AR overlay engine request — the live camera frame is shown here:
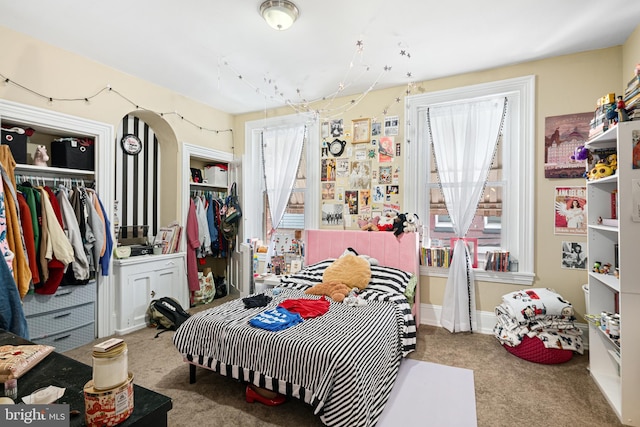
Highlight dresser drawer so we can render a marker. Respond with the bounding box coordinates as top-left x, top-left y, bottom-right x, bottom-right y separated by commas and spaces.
30, 322, 95, 353
27, 302, 95, 338
23, 281, 96, 316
